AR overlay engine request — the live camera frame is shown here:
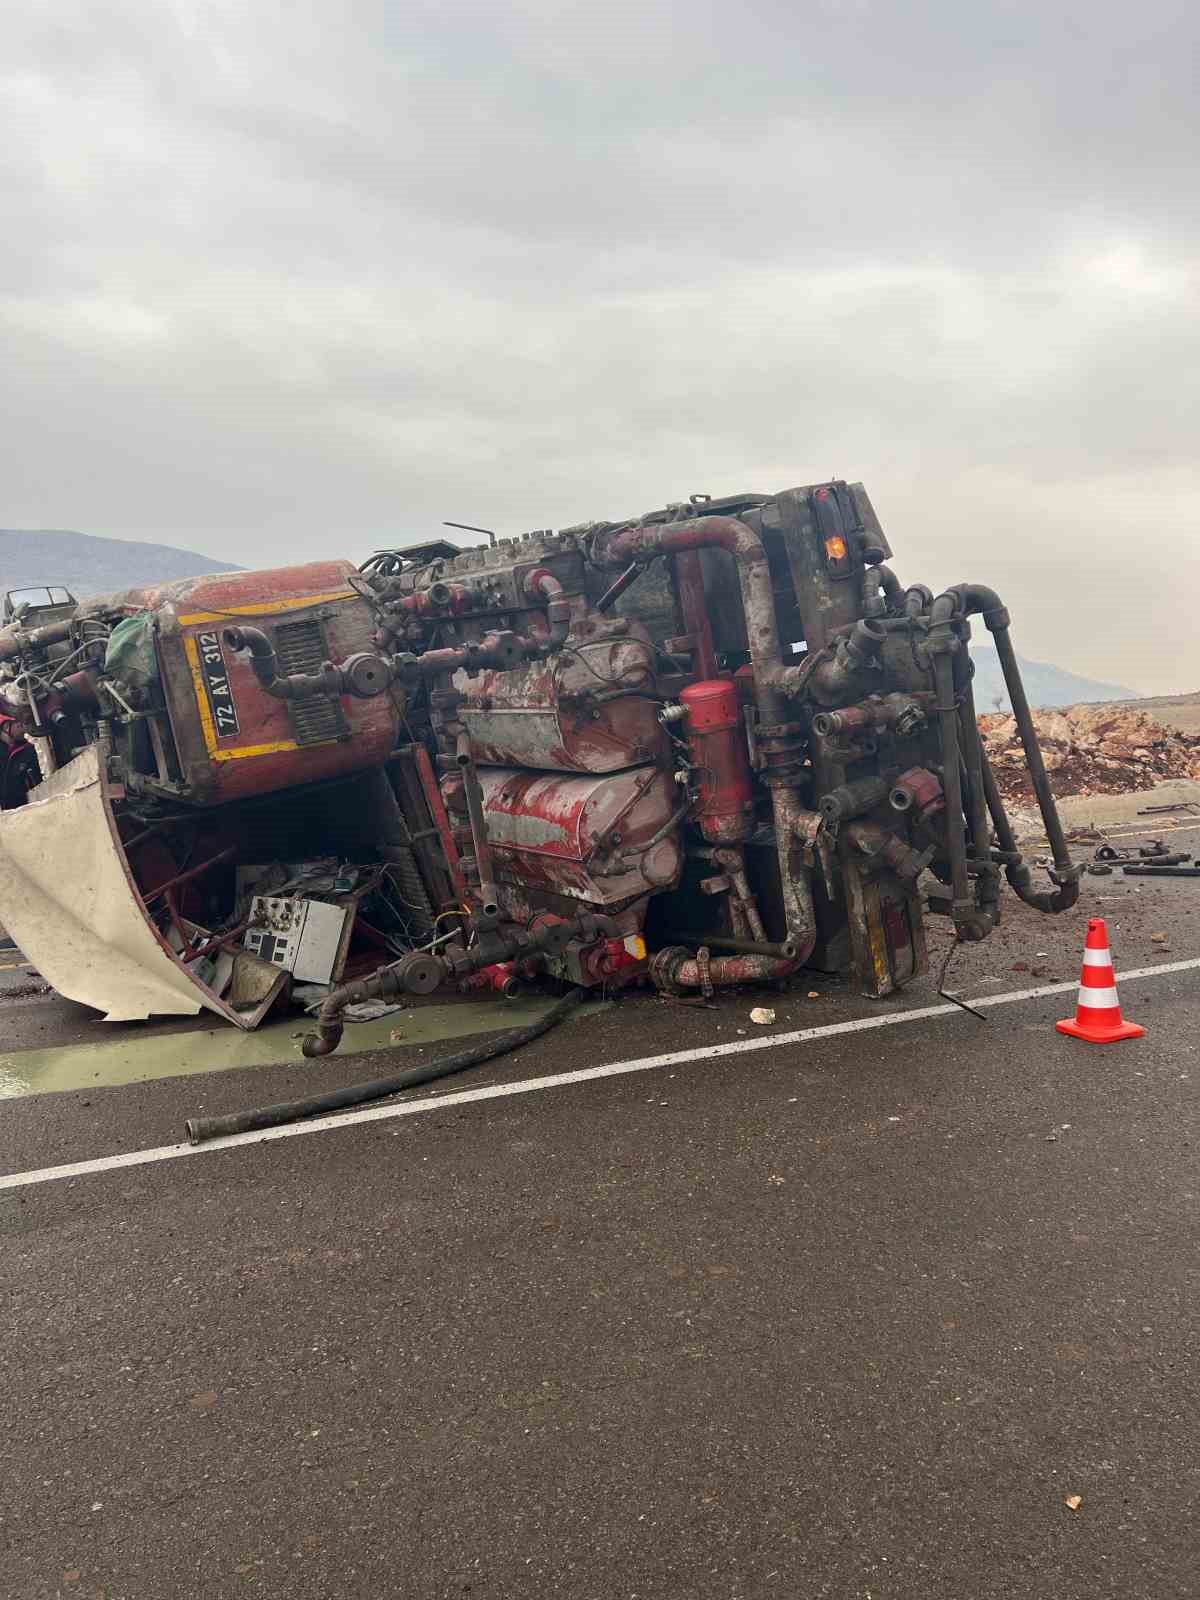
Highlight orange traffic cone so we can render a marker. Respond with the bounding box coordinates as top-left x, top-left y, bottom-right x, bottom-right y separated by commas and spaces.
1056, 918, 1144, 1044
